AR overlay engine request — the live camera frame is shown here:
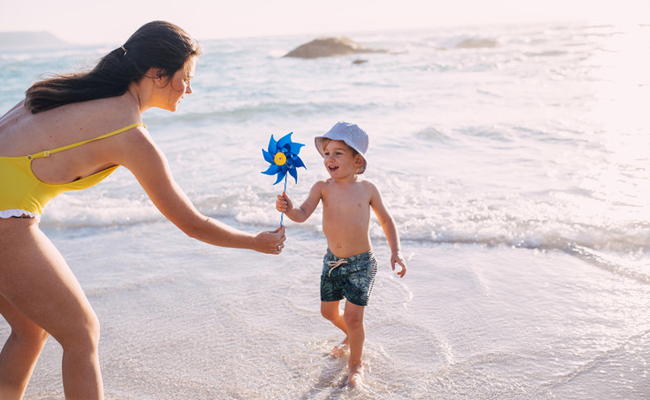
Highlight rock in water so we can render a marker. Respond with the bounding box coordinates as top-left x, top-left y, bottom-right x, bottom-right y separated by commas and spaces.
283, 37, 386, 59
455, 38, 498, 49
